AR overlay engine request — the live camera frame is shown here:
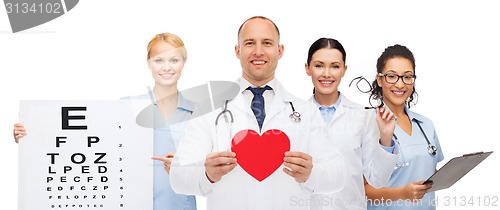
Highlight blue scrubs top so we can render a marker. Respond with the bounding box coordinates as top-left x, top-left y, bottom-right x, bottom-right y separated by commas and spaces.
124, 91, 197, 210
367, 106, 444, 210
154, 93, 197, 210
